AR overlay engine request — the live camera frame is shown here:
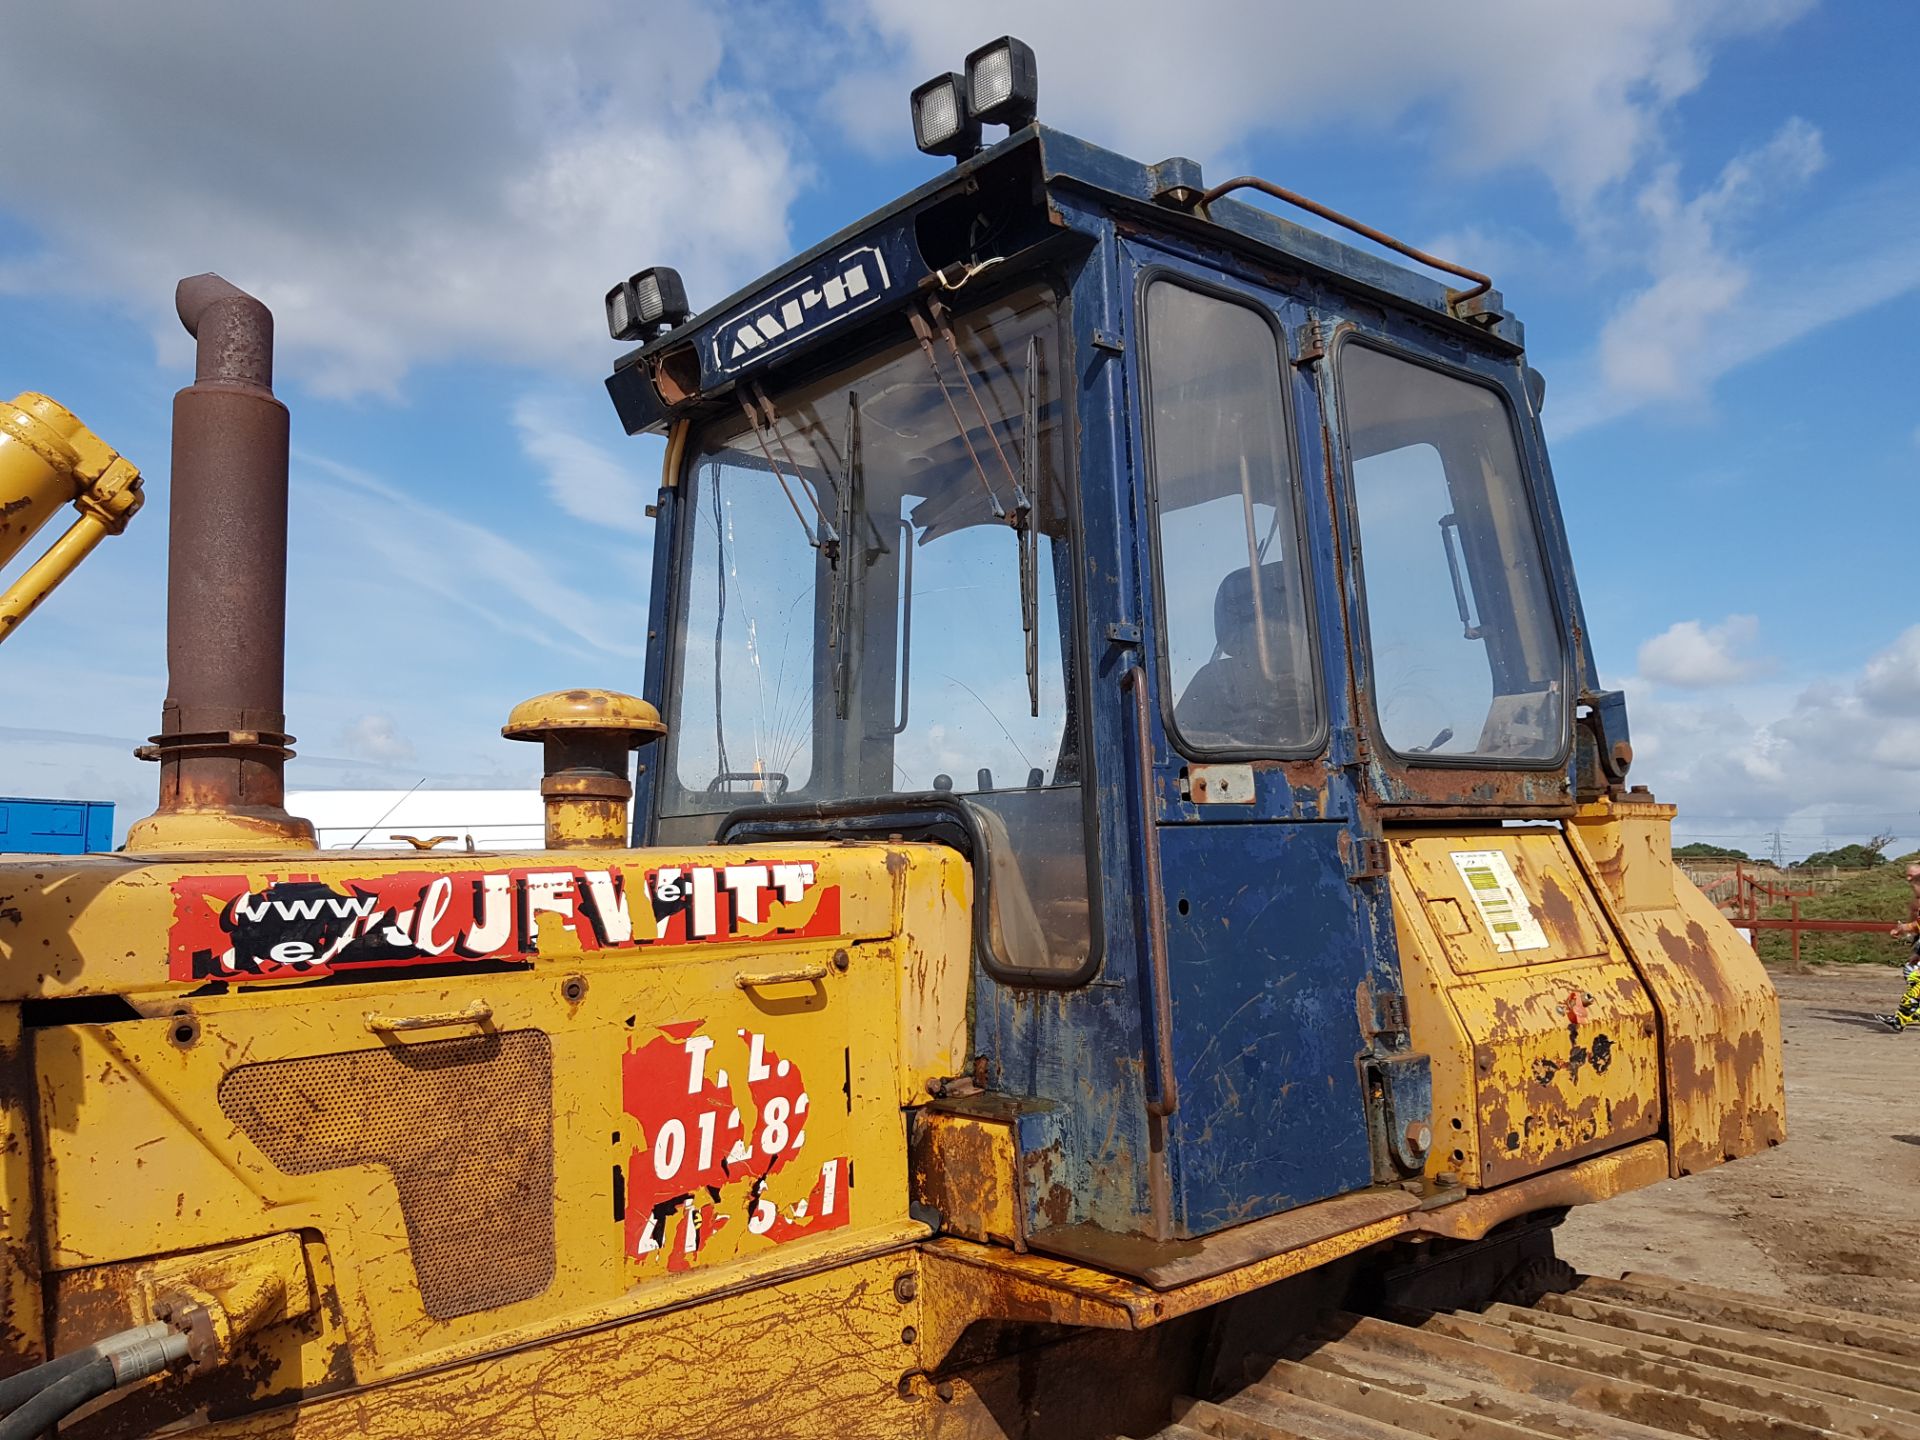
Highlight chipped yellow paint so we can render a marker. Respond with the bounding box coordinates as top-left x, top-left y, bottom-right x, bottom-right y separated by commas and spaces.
911, 1111, 1023, 1249
202, 1248, 925, 1440
9, 838, 964, 1430
894, 850, 973, 1105
1567, 798, 1786, 1176
1408, 1138, 1672, 1242
1390, 829, 1662, 1189
0, 1007, 43, 1363
0, 842, 931, 1000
